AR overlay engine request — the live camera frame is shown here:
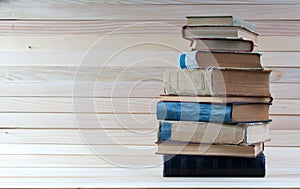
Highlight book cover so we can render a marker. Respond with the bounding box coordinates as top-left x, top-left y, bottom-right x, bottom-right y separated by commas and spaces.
186, 16, 256, 32
163, 68, 271, 97
156, 101, 271, 124
190, 38, 256, 52
157, 142, 263, 157
182, 26, 258, 43
158, 121, 270, 145
178, 51, 262, 69
163, 153, 265, 177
